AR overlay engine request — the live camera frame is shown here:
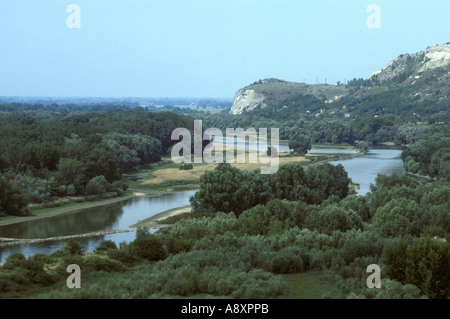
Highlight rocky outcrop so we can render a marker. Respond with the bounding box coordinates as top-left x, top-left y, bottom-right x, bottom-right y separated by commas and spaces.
418, 44, 450, 72
229, 89, 267, 115
371, 43, 450, 82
